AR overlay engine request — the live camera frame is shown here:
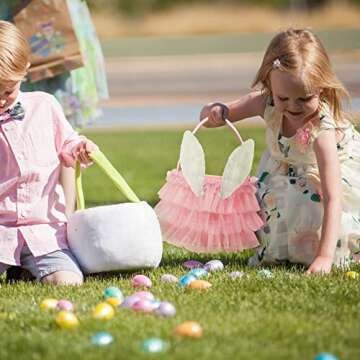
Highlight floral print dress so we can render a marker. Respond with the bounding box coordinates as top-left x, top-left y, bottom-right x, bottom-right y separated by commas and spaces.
251, 99, 360, 267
